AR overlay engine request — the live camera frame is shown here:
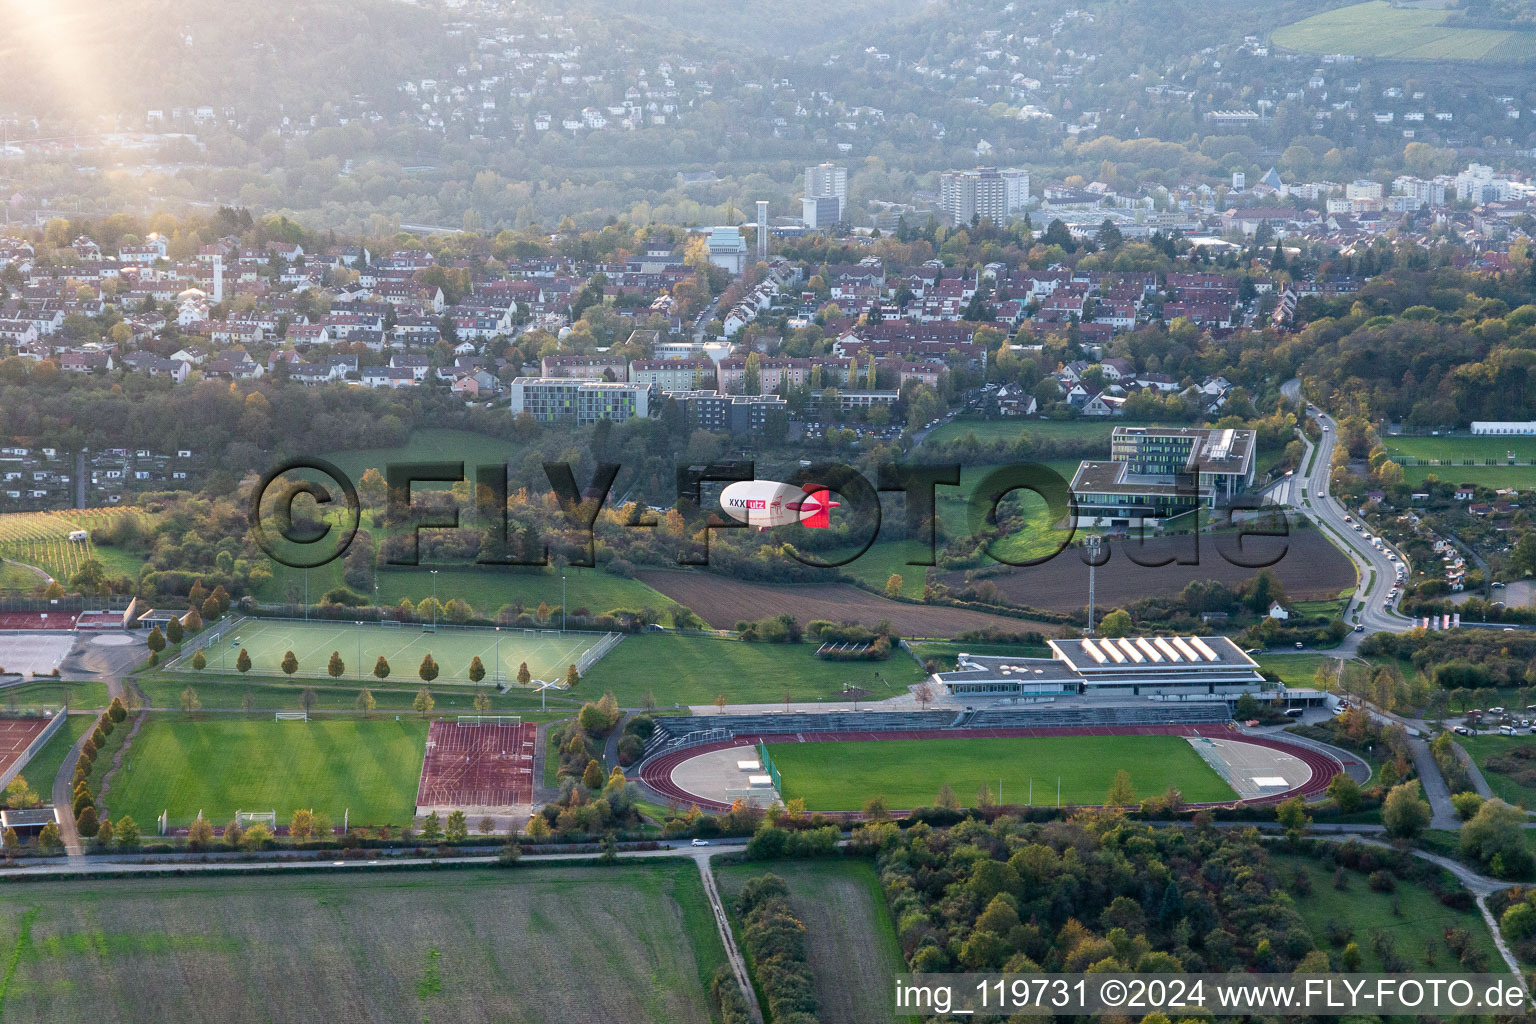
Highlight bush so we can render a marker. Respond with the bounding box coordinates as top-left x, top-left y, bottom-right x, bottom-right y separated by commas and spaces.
1450, 791, 1484, 822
